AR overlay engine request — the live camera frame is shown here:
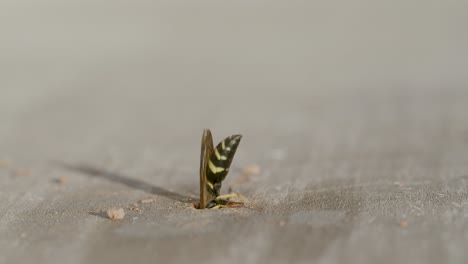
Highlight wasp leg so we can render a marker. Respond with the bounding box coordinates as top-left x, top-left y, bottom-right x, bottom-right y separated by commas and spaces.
209, 203, 235, 209
214, 193, 236, 206
205, 200, 218, 209
205, 193, 248, 209
215, 193, 248, 203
